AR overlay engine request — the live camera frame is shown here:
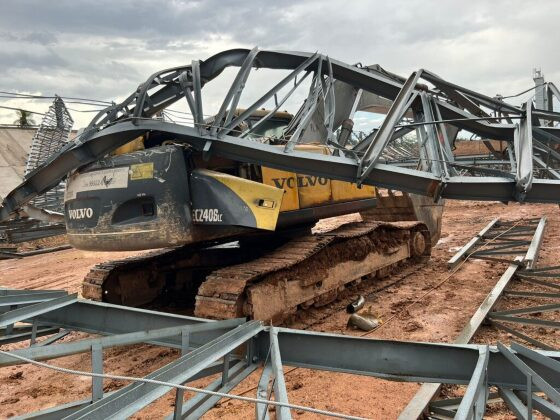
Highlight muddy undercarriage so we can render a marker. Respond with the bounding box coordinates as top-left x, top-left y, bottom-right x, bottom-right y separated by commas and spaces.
83, 220, 430, 323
